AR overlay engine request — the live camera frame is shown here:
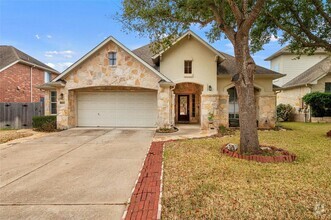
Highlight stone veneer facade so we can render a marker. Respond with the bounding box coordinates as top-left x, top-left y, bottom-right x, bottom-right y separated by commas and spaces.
44, 41, 172, 129
44, 39, 277, 130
